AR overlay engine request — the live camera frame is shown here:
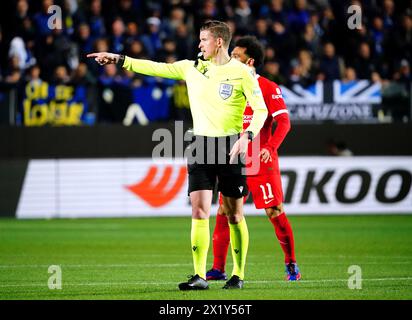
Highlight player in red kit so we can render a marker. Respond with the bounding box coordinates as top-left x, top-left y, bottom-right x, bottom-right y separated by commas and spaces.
206, 36, 301, 282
